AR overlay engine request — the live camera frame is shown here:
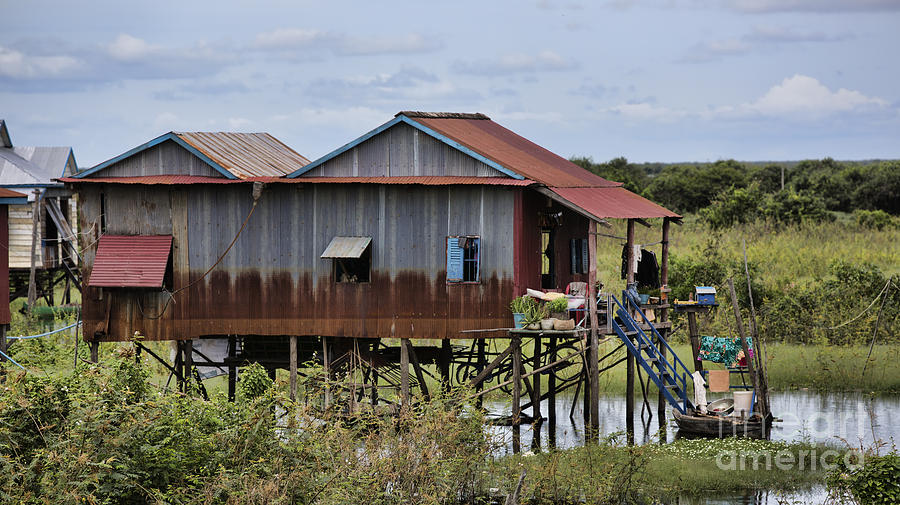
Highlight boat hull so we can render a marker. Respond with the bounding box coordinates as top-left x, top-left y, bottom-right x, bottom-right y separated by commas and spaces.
673, 409, 768, 438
